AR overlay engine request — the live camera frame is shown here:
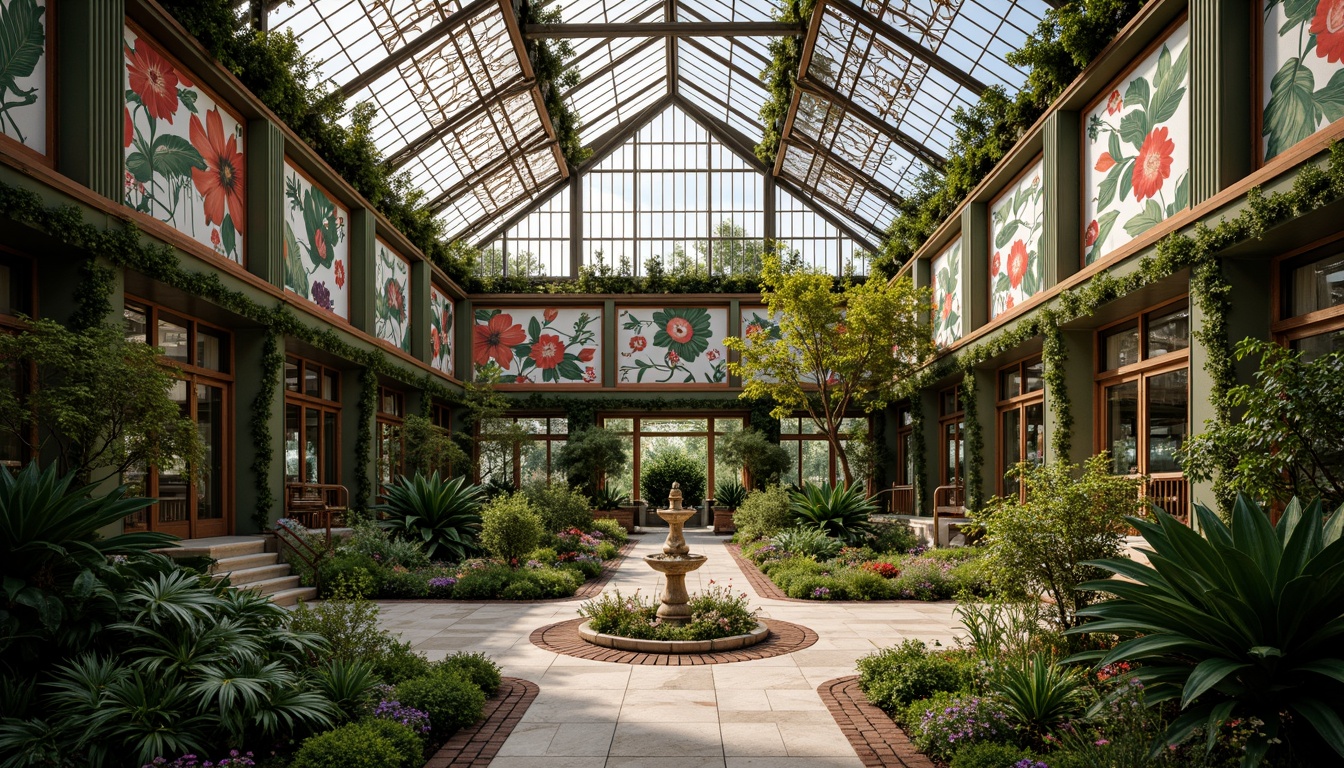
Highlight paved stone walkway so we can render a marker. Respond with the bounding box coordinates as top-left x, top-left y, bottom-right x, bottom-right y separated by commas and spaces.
375, 529, 962, 768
